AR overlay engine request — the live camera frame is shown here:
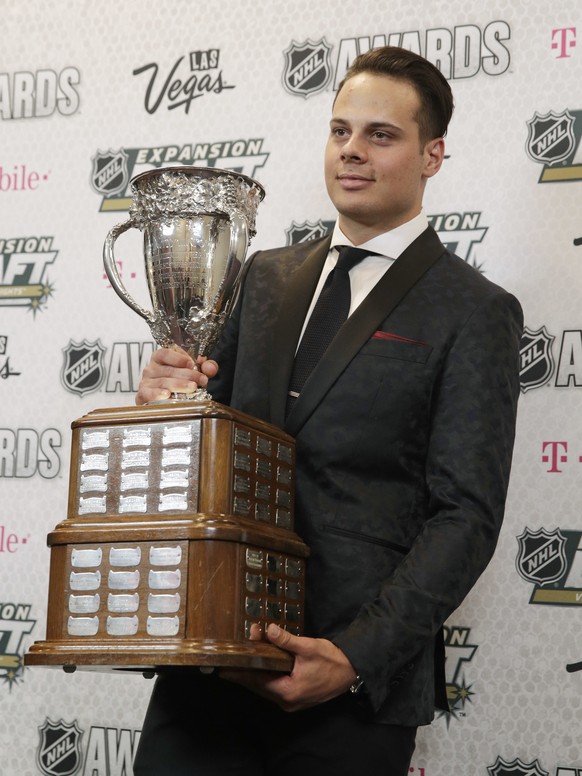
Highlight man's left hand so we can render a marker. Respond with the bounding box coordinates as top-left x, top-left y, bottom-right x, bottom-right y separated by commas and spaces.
220, 623, 357, 712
